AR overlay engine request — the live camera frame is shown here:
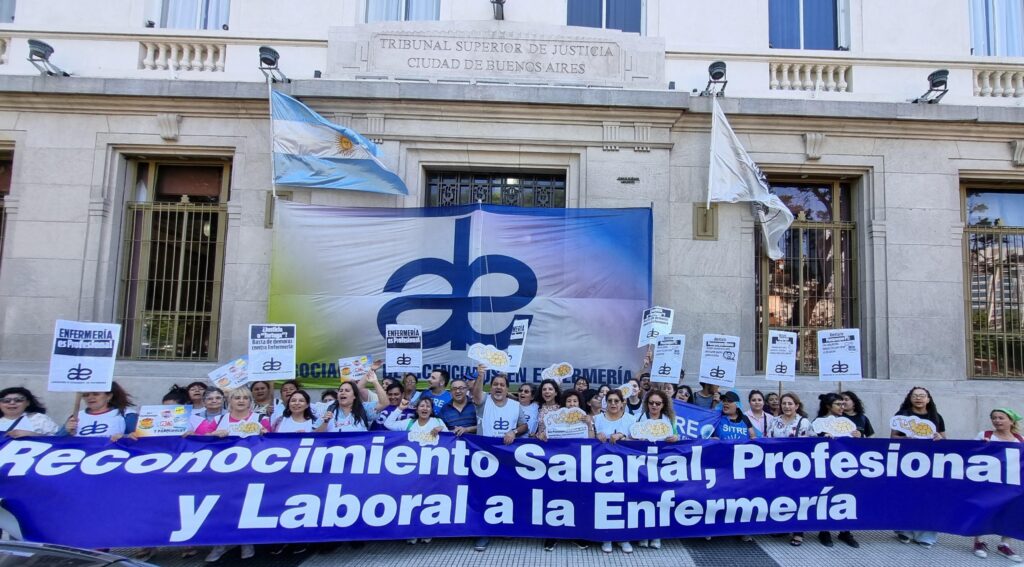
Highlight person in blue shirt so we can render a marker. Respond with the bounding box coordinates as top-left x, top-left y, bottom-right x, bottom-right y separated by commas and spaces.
713, 391, 755, 440
412, 369, 452, 413
372, 383, 415, 431
438, 378, 476, 435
